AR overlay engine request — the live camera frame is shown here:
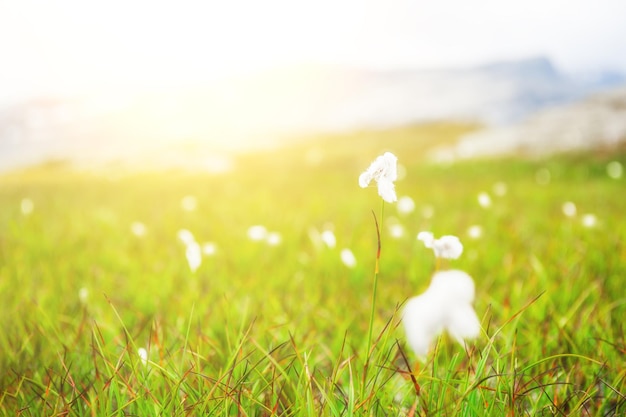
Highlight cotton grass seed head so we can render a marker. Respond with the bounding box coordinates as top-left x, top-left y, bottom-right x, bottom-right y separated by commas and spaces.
492, 181, 507, 196
320, 230, 337, 249
177, 229, 195, 246
535, 168, 551, 185
78, 287, 89, 304
186, 242, 202, 272
20, 198, 34, 215
607, 161, 623, 179
421, 205, 435, 219
582, 213, 597, 228
130, 221, 147, 237
340, 248, 357, 268
467, 225, 483, 239
397, 196, 415, 215
418, 232, 463, 259
138, 347, 148, 366
359, 152, 398, 203
403, 270, 480, 359
202, 242, 217, 256
247, 225, 268, 241
180, 195, 198, 211
389, 223, 405, 239
432, 235, 463, 259
417, 231, 435, 248
562, 201, 577, 217
477, 192, 492, 208
266, 232, 282, 246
